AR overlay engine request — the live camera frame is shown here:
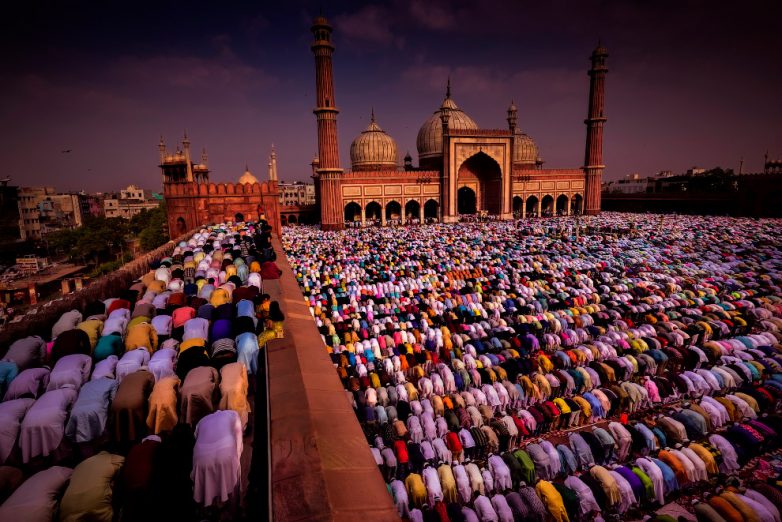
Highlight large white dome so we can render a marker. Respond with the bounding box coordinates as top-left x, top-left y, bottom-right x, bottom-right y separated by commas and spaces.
416, 95, 478, 162
350, 113, 398, 171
